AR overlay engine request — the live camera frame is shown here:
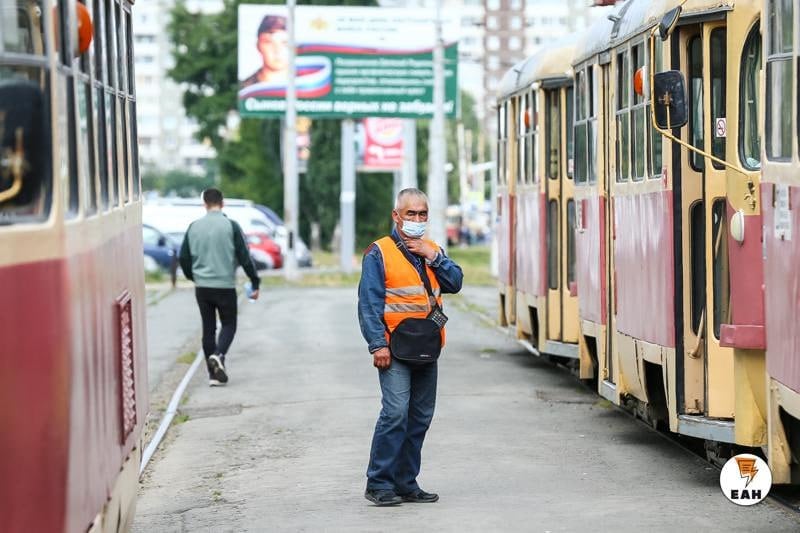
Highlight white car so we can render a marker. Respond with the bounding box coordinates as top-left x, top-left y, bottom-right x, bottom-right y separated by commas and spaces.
143, 198, 313, 267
